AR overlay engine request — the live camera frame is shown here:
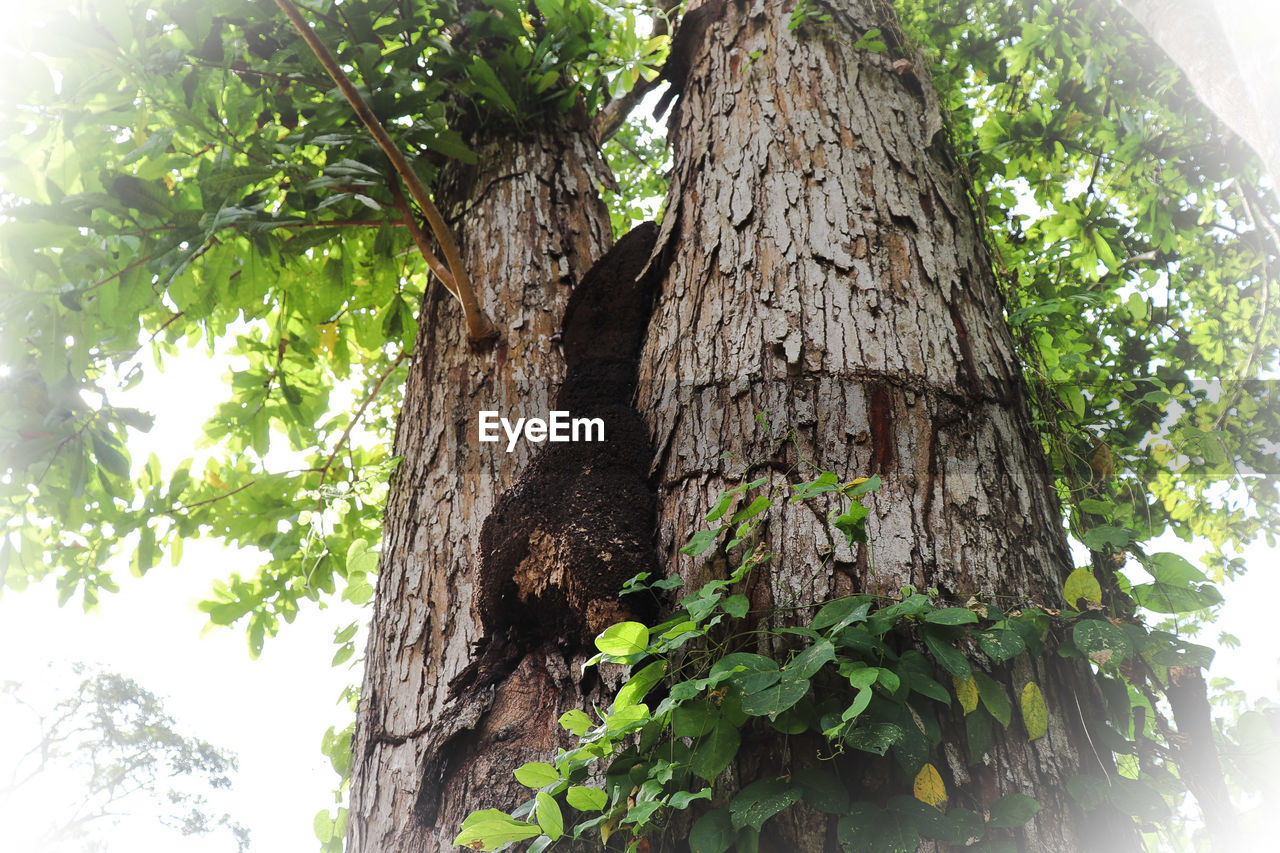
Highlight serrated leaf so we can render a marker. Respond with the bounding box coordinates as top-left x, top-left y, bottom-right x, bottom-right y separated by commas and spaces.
1020, 682, 1048, 740
912, 763, 947, 809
